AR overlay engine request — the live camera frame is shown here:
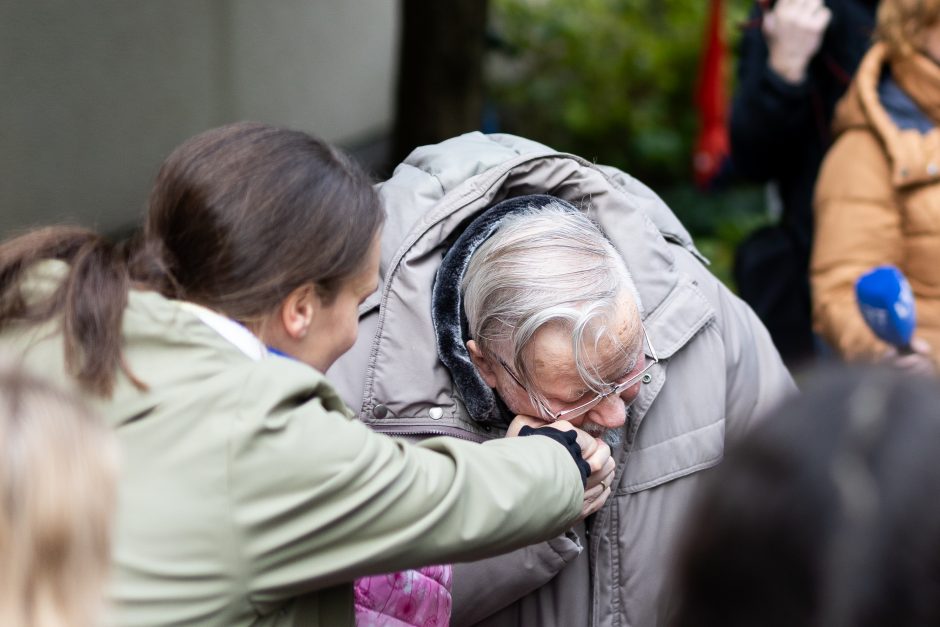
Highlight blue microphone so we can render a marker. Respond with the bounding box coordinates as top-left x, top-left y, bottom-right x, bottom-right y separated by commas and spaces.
855, 265, 916, 353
